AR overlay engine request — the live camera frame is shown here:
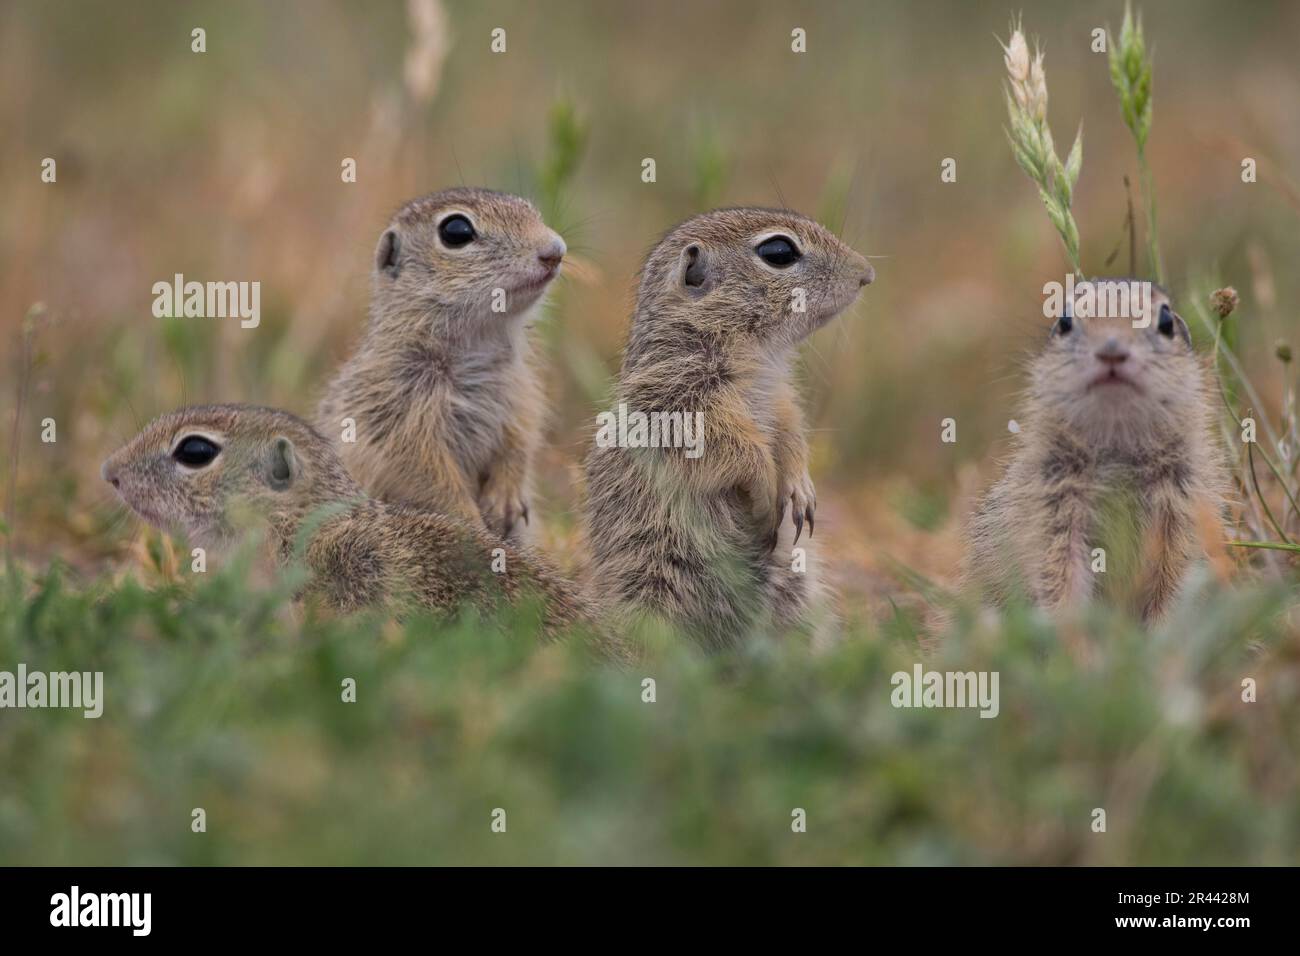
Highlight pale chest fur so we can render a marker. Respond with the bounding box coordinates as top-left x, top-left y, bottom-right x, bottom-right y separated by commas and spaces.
322, 325, 536, 505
